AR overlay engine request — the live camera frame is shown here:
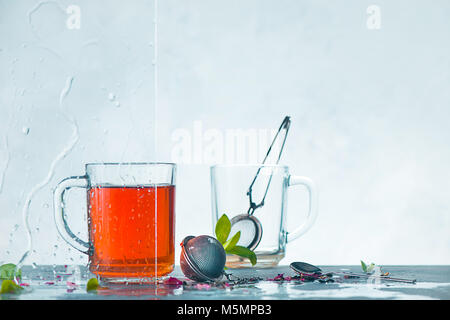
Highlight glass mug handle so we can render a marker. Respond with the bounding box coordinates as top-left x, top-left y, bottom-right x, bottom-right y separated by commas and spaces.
53, 176, 90, 254
286, 175, 319, 243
